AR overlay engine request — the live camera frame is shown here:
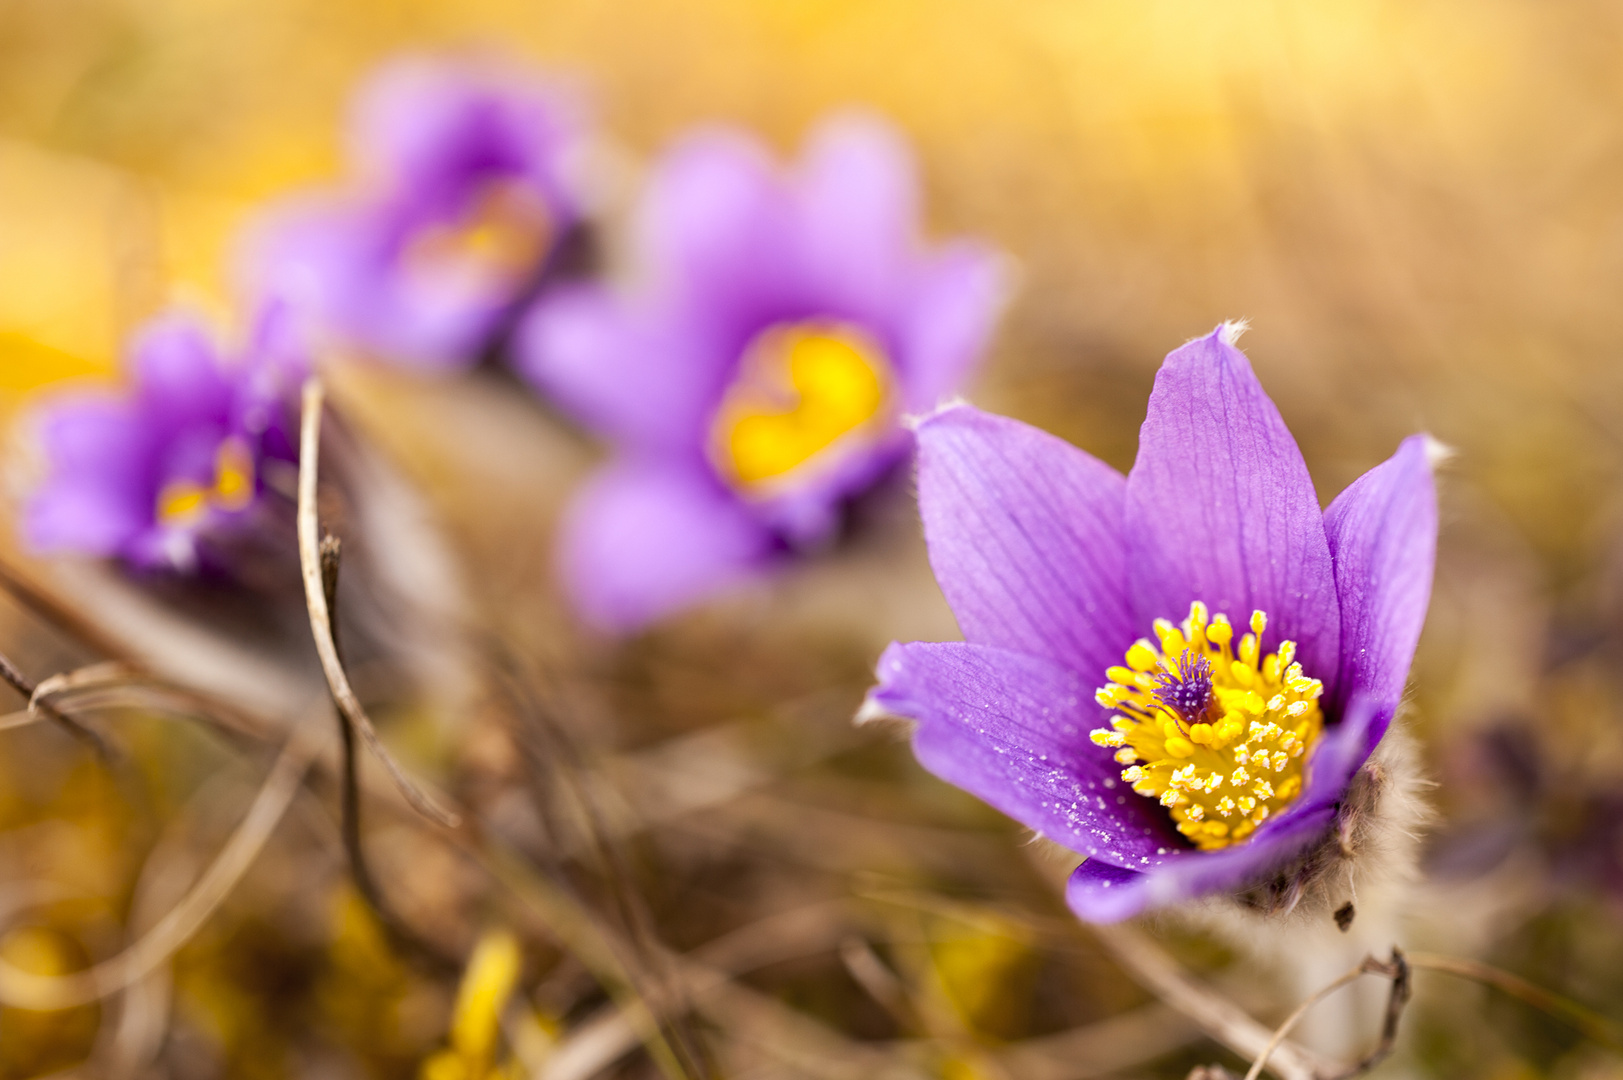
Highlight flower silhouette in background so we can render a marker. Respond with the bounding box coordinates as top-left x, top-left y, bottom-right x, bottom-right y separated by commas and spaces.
246, 54, 588, 371
520, 114, 1006, 632
863, 325, 1439, 922
22, 304, 307, 573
